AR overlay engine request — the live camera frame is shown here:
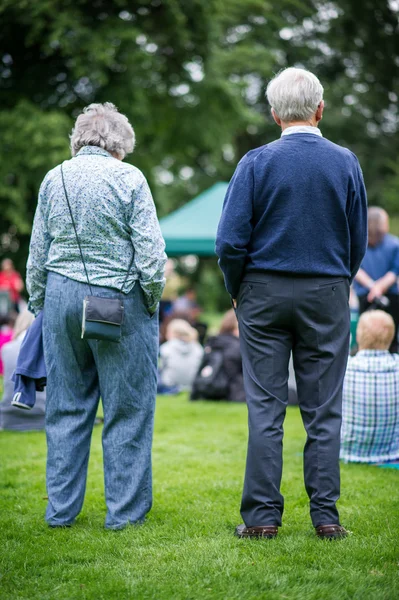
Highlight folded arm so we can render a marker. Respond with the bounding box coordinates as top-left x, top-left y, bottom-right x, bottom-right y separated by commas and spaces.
354, 268, 374, 290
367, 271, 397, 302
367, 240, 399, 301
